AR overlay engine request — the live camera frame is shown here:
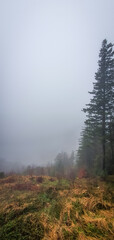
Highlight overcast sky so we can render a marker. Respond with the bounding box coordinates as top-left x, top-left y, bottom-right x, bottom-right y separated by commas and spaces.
0, 0, 114, 166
